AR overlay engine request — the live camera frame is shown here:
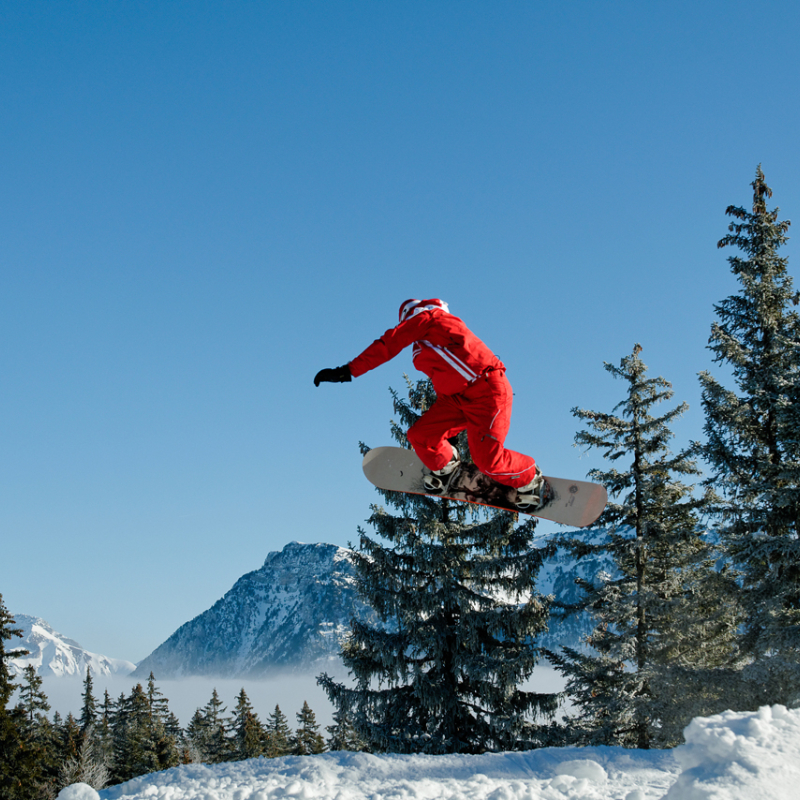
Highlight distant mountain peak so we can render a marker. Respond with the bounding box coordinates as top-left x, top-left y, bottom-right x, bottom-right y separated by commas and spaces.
133, 540, 376, 679
9, 615, 135, 678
